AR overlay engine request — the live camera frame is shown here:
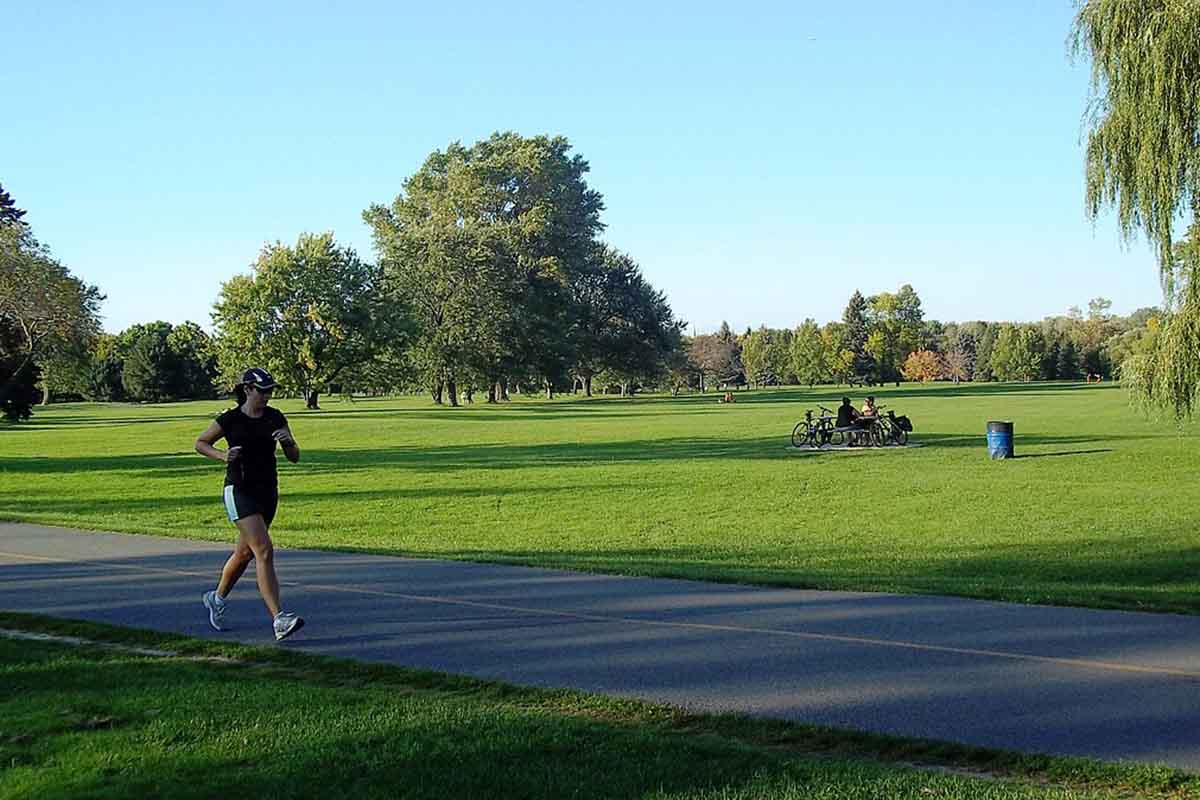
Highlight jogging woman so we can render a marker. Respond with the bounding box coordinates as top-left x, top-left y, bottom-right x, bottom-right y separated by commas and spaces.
194, 367, 304, 641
